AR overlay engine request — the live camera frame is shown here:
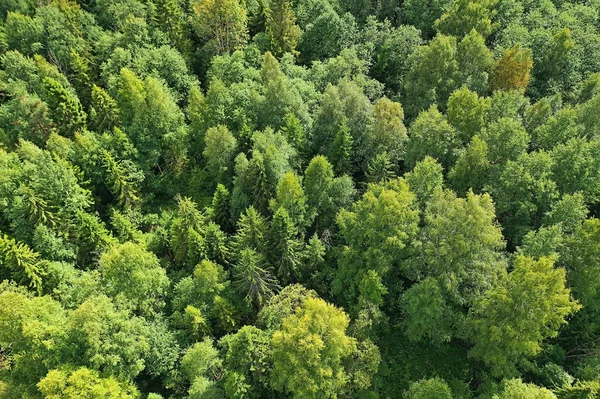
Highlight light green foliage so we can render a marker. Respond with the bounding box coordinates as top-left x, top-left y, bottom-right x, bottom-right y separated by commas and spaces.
405, 377, 453, 399
405, 156, 444, 206
409, 190, 505, 310
449, 136, 491, 194
334, 179, 419, 308
447, 87, 490, 145
0, 234, 45, 293
480, 118, 530, 167
271, 297, 358, 398
367, 97, 408, 163
90, 85, 120, 133
304, 155, 356, 231
270, 171, 308, 230
37, 367, 139, 399
366, 152, 396, 183
467, 256, 579, 377
99, 242, 169, 316
496, 379, 557, 399
170, 196, 207, 270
